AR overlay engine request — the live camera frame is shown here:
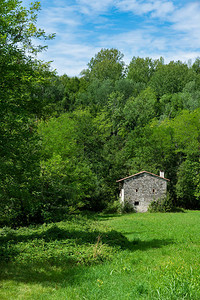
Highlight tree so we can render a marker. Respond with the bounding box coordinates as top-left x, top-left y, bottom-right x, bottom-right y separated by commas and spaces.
0, 0, 54, 226
60, 76, 88, 112
38, 110, 112, 212
124, 109, 200, 208
38, 112, 97, 213
149, 61, 194, 98
192, 57, 200, 74
75, 78, 114, 111
28, 75, 66, 118
127, 56, 163, 85
172, 109, 200, 160
176, 160, 200, 209
81, 48, 125, 82
123, 87, 157, 129
159, 93, 184, 119
181, 79, 200, 111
